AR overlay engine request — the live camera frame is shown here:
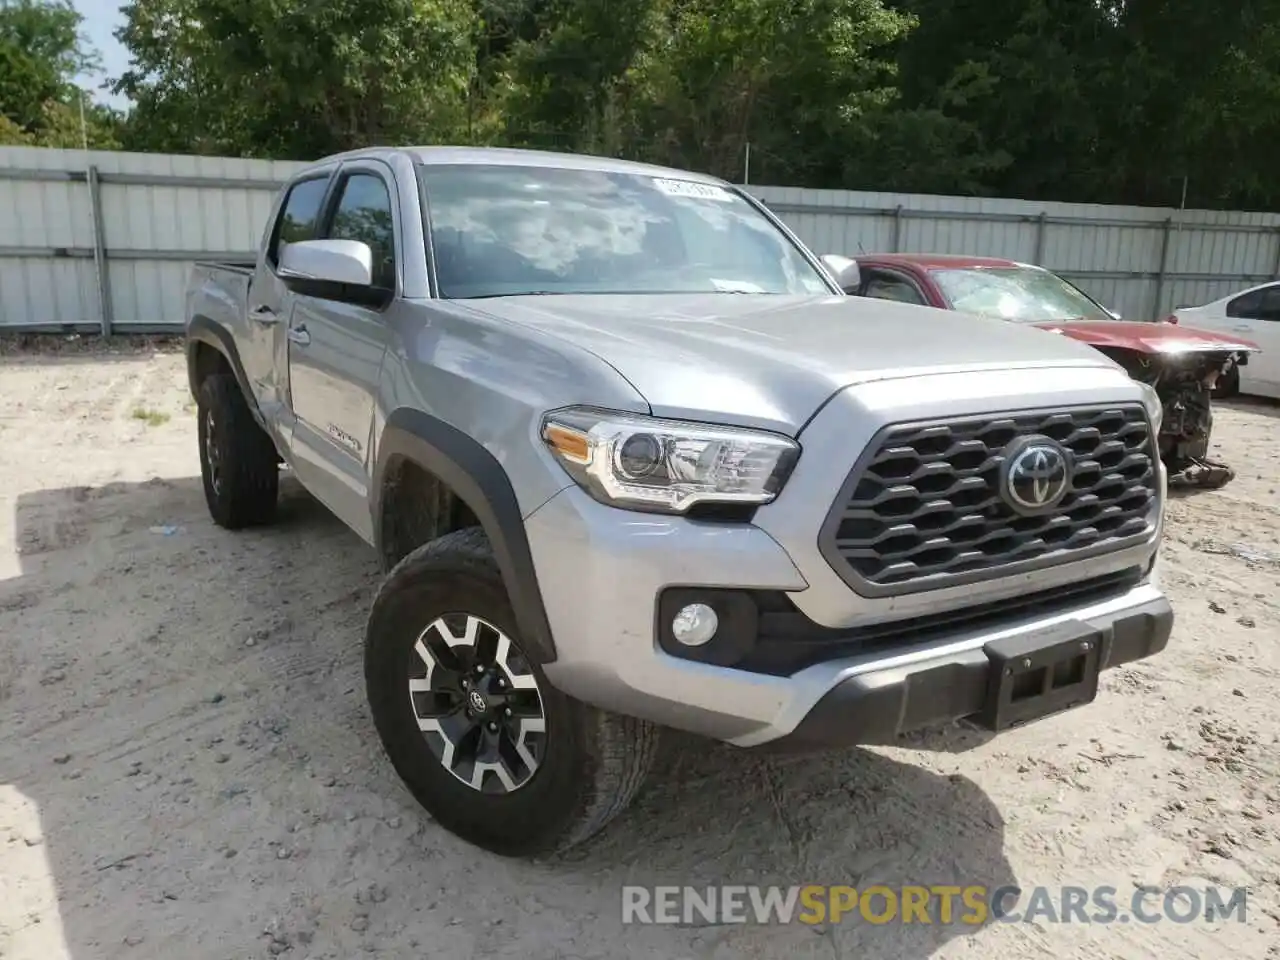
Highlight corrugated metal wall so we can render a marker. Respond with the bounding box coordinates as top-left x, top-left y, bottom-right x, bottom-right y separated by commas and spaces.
752, 185, 1280, 322
0, 146, 305, 331
3, 145, 1280, 331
